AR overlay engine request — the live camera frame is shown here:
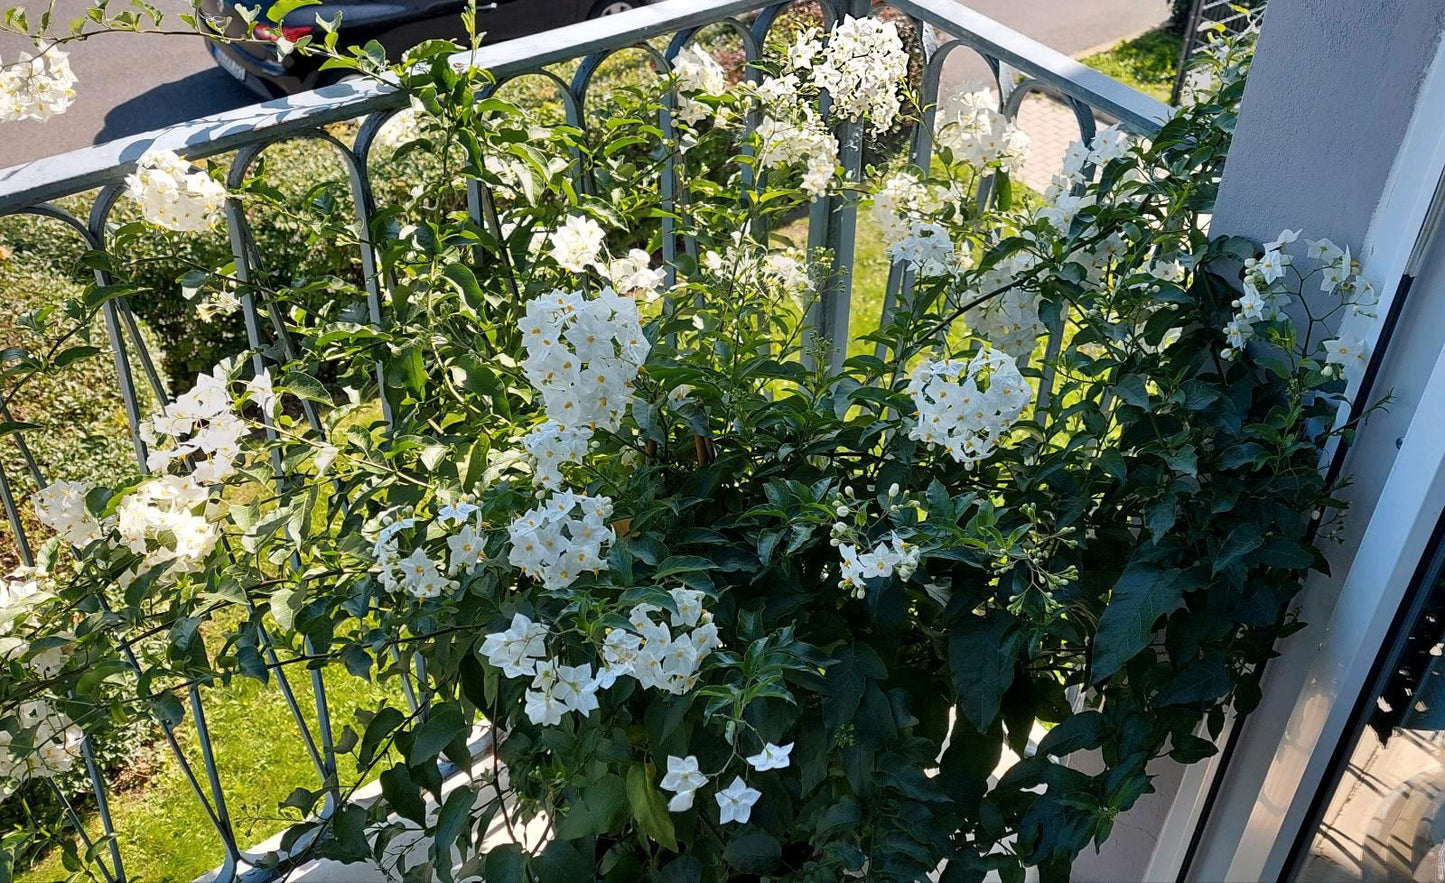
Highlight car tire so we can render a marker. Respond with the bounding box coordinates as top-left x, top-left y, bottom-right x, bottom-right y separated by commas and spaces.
590, 0, 640, 16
